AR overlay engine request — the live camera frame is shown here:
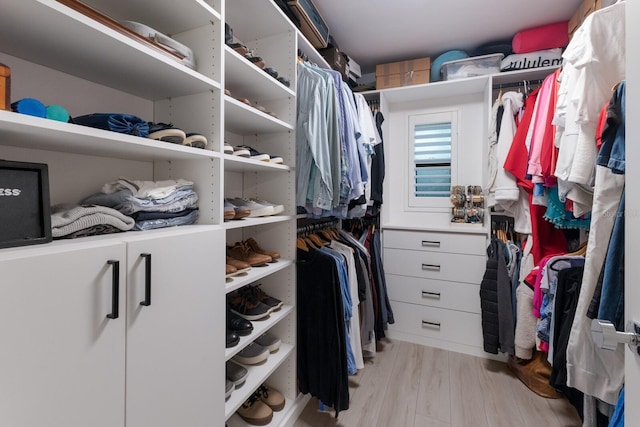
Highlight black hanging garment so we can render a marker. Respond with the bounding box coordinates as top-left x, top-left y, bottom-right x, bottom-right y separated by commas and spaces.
296, 247, 349, 416
479, 238, 515, 354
